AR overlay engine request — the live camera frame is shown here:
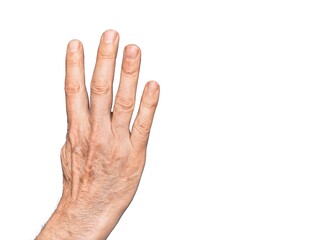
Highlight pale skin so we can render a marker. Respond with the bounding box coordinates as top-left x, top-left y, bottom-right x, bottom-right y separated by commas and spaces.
36, 29, 160, 240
